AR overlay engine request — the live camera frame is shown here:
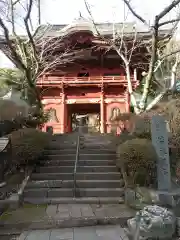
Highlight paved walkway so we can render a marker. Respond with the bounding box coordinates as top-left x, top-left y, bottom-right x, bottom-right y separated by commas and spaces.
0, 203, 134, 223
0, 204, 134, 233
1, 225, 129, 240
